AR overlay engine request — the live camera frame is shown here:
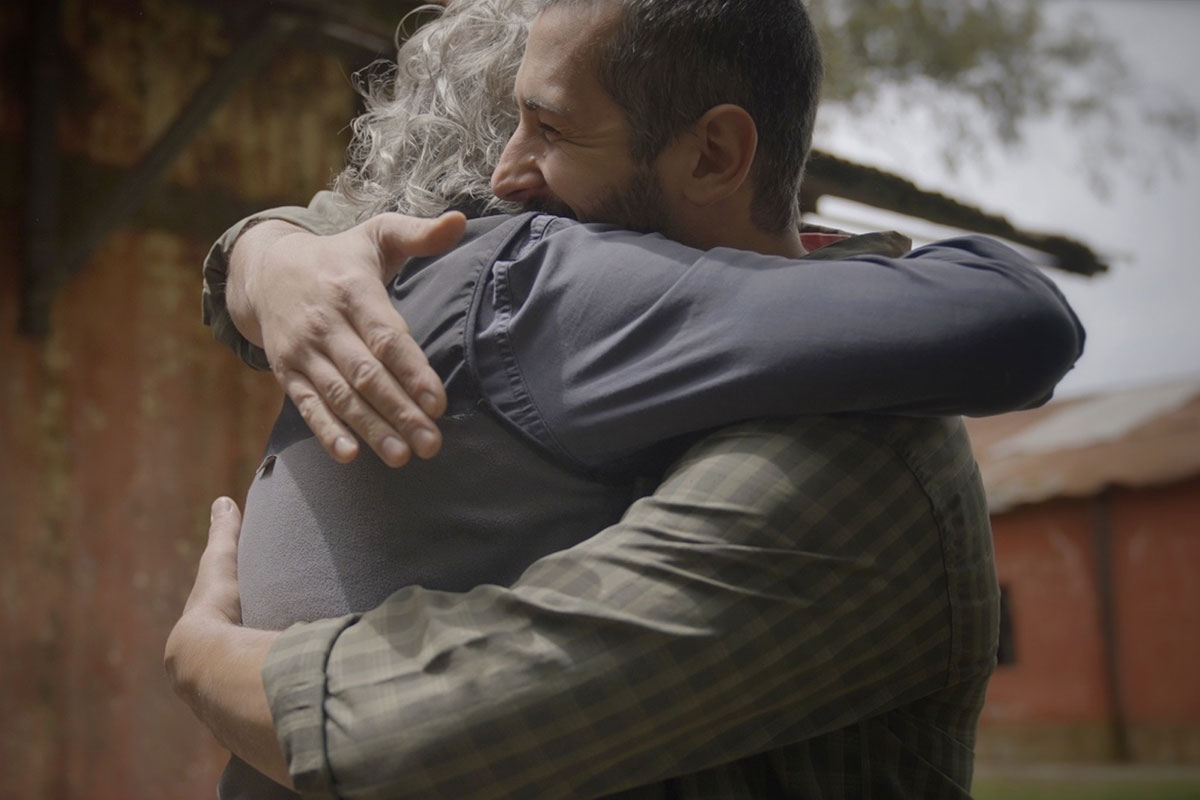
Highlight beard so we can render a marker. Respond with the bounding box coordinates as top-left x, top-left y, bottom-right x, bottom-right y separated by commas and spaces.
581, 163, 672, 234
520, 163, 672, 235
521, 194, 577, 220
